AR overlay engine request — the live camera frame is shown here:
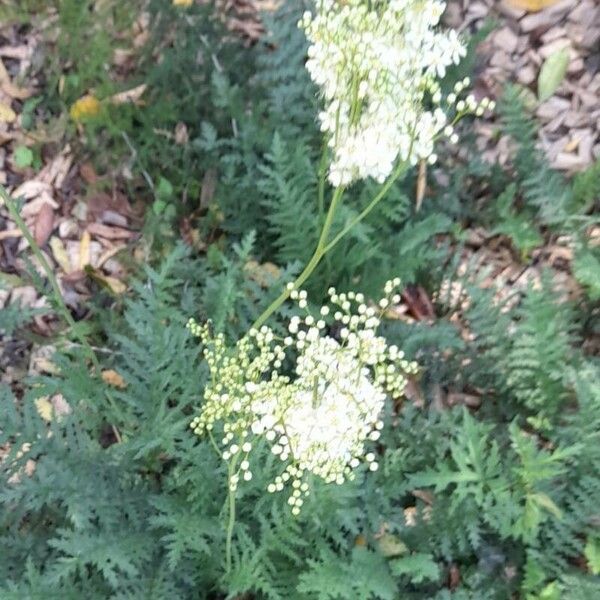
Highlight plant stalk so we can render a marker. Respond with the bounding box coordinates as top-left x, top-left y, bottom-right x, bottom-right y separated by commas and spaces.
251, 161, 408, 330
225, 460, 237, 573
0, 184, 100, 372
251, 185, 345, 330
